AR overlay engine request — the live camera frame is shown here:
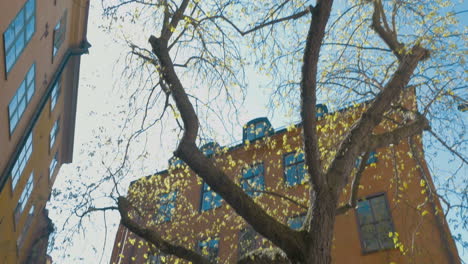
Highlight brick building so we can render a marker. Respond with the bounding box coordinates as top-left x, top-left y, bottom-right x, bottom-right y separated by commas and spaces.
109, 100, 459, 264
0, 0, 90, 263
